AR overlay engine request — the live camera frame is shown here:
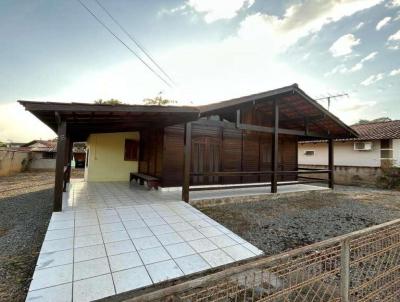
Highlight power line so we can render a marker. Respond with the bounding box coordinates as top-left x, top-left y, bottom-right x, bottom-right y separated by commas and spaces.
94, 0, 176, 86
76, 0, 172, 88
